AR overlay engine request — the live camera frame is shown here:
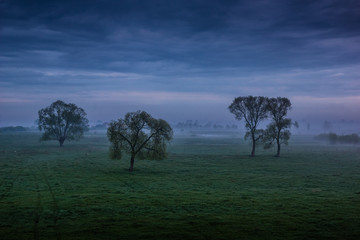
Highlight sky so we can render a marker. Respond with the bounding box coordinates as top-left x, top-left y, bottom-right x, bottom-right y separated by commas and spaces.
1, 0, 360, 127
